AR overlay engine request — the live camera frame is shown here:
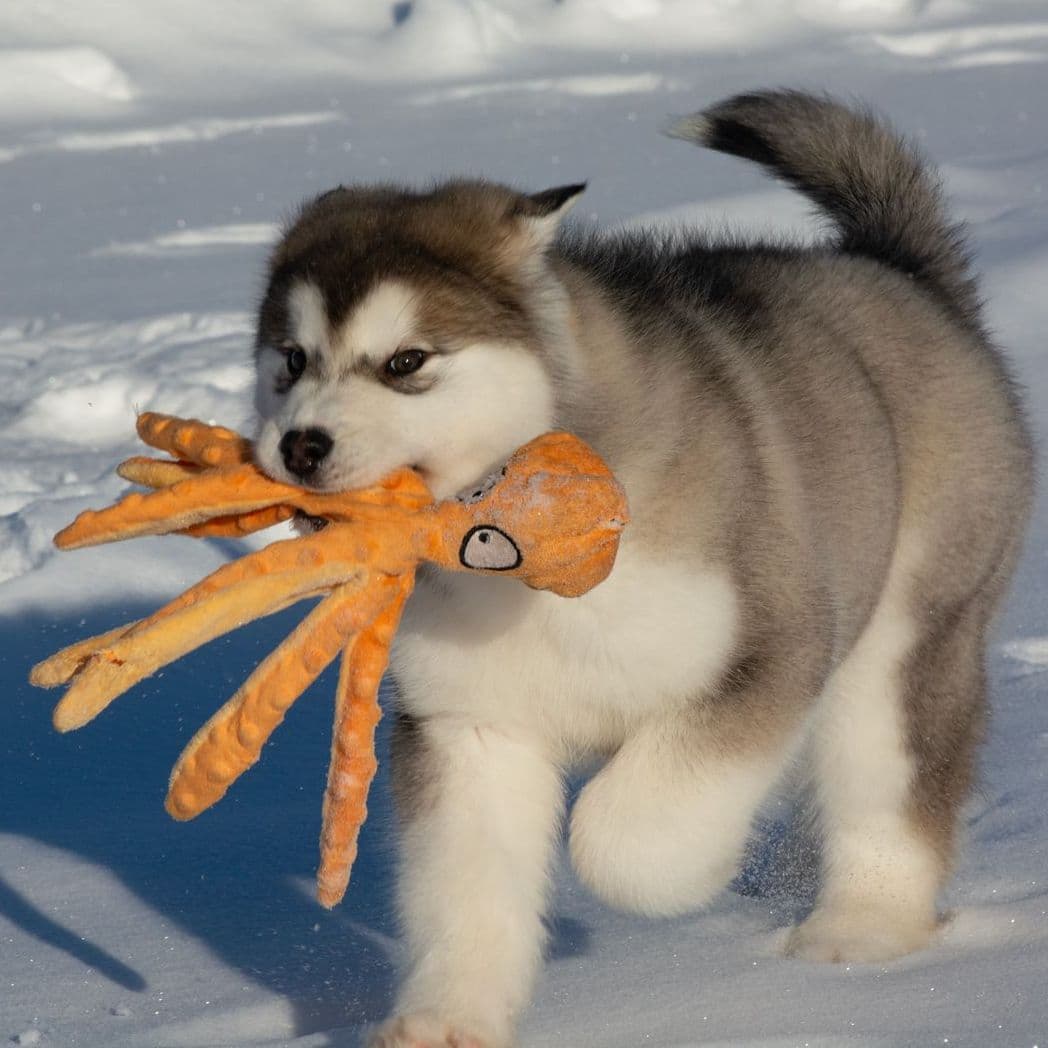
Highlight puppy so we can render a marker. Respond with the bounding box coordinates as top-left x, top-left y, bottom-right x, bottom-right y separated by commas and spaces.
252, 90, 1033, 1048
